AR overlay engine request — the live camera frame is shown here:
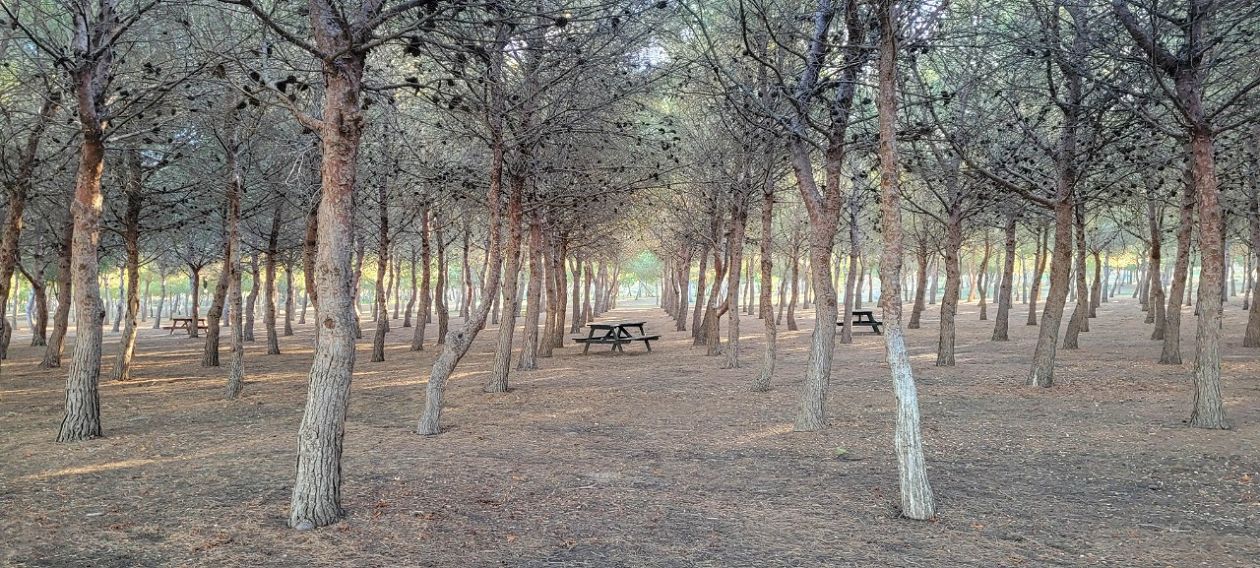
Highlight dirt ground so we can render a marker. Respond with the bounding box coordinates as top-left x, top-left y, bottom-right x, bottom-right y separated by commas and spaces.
1, 297, 1257, 567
